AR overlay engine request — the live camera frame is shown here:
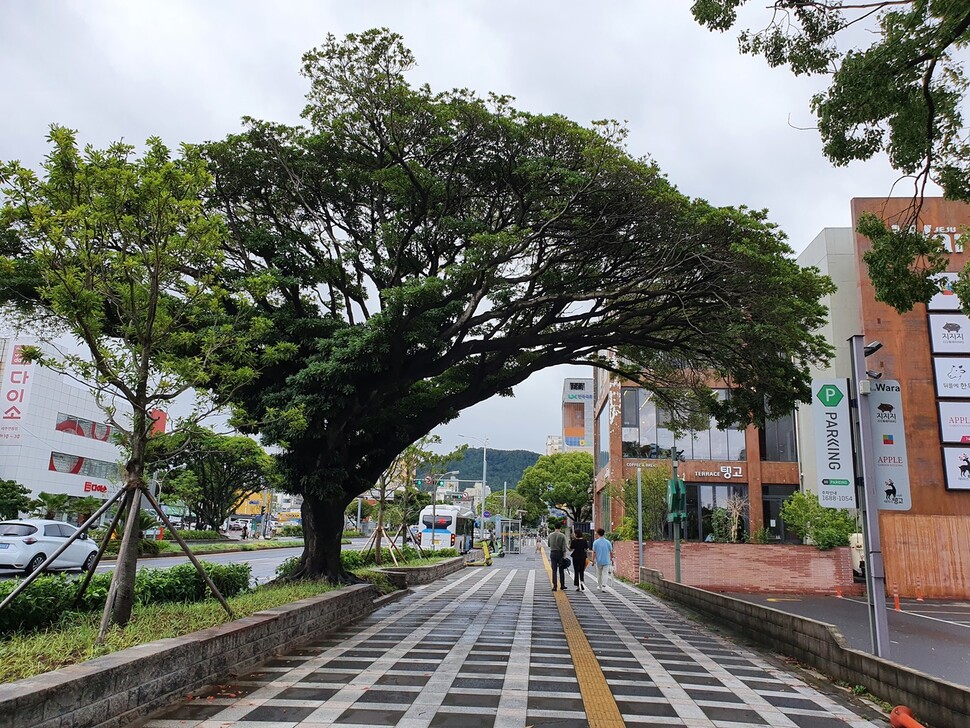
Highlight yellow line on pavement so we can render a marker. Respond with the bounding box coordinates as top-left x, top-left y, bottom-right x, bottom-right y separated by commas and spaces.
541, 548, 625, 728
